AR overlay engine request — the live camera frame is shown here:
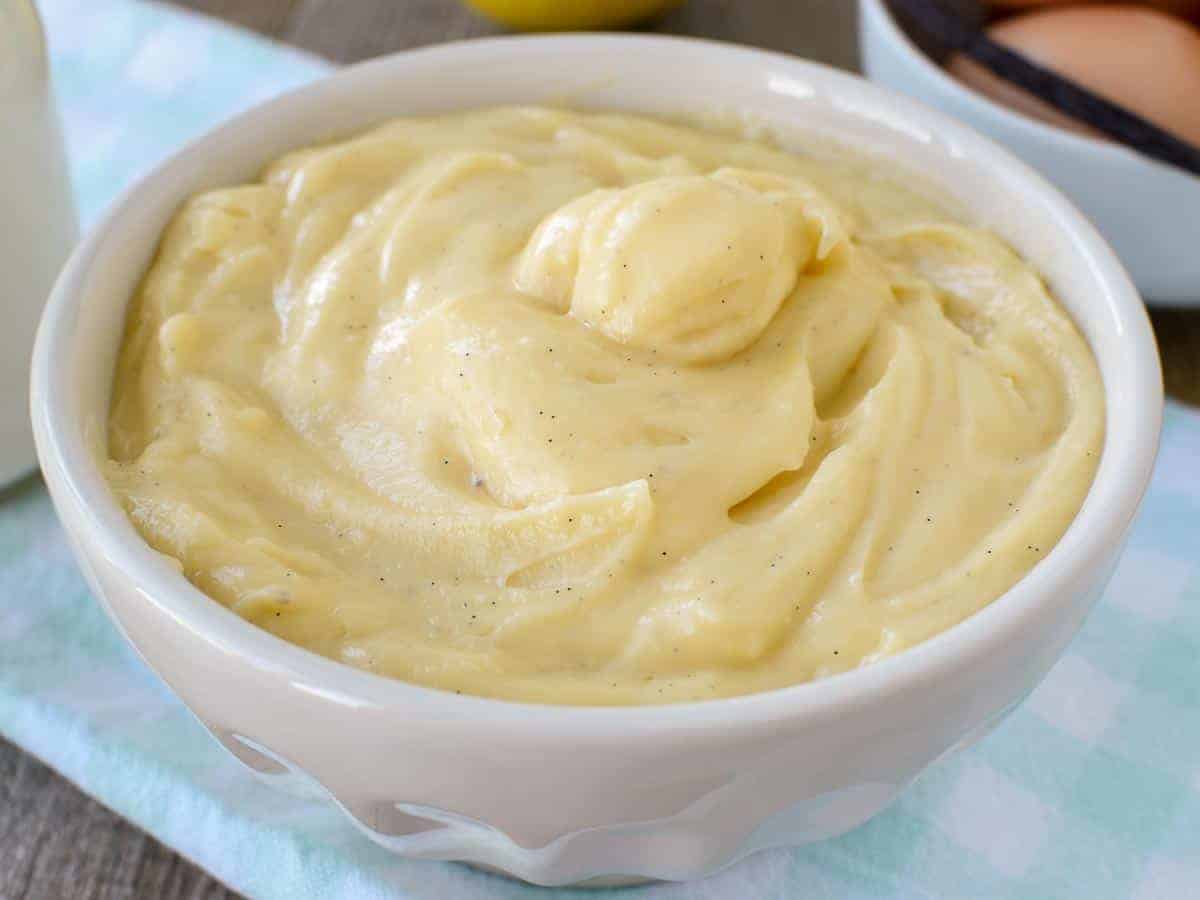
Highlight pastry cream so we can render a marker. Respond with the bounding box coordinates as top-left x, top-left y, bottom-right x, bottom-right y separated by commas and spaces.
105, 107, 1104, 704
